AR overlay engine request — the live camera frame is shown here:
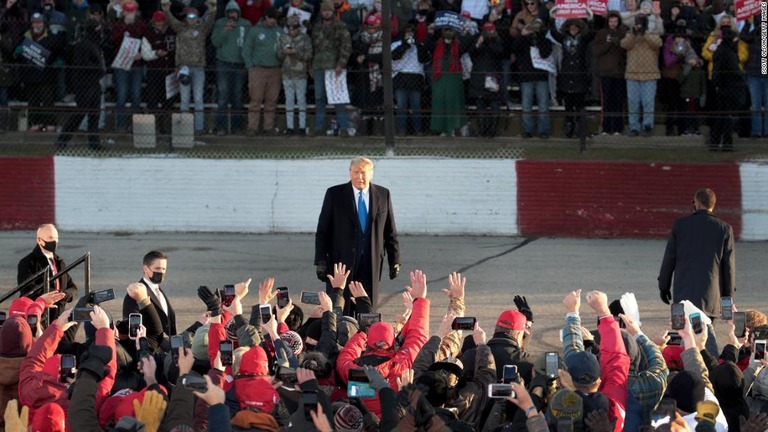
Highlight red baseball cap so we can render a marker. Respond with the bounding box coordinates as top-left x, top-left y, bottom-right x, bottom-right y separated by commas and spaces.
365, 13, 381, 27
496, 310, 527, 332
234, 378, 279, 412
482, 21, 496, 32
152, 10, 166, 22
9, 297, 34, 317
662, 345, 685, 371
